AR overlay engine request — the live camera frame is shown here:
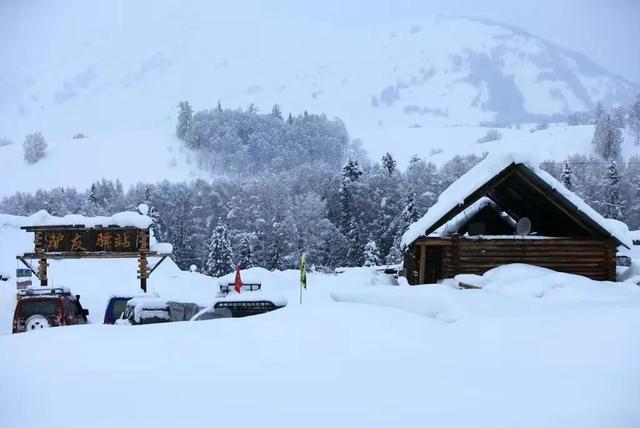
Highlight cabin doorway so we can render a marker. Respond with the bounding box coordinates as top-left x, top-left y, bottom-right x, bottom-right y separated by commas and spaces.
424, 247, 443, 283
